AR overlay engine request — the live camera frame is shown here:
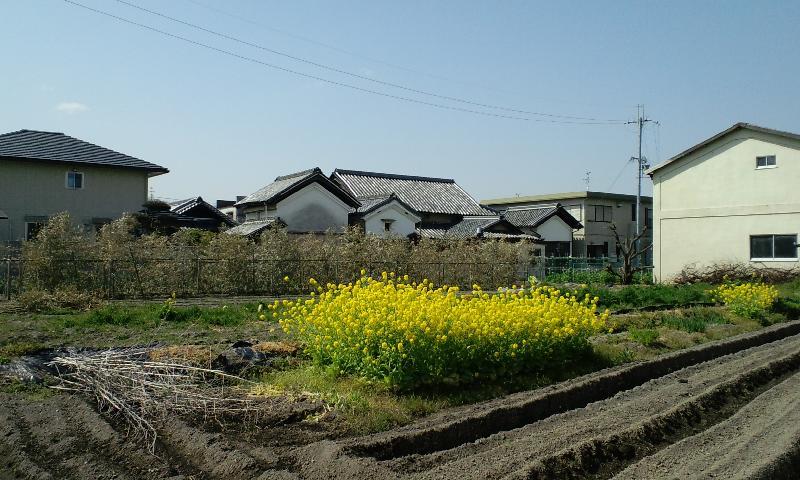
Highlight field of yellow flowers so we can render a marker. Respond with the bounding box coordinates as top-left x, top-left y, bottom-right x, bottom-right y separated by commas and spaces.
273, 272, 609, 388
